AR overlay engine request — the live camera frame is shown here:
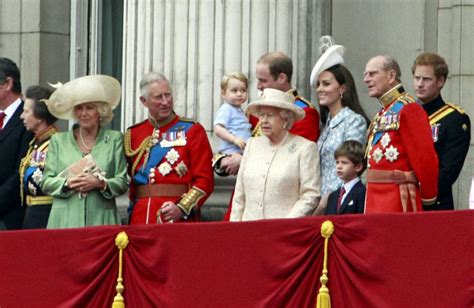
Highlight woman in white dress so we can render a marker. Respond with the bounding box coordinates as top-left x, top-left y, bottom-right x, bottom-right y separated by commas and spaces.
230, 88, 320, 221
